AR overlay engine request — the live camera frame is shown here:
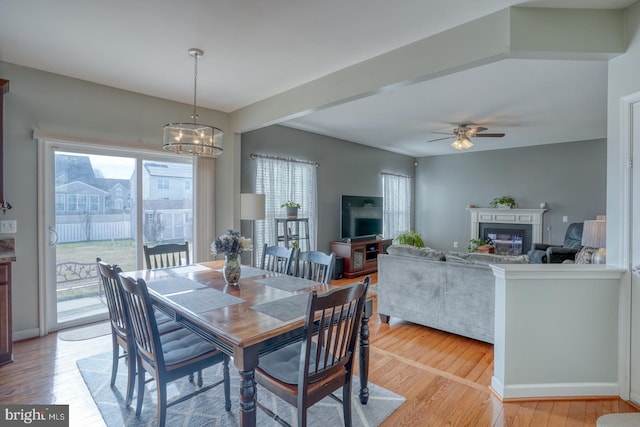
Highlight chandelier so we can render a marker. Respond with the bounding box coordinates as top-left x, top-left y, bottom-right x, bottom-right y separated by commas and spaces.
163, 48, 224, 157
